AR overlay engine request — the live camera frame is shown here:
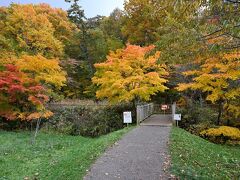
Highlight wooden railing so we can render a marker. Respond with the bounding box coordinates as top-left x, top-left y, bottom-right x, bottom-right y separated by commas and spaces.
136, 103, 154, 125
